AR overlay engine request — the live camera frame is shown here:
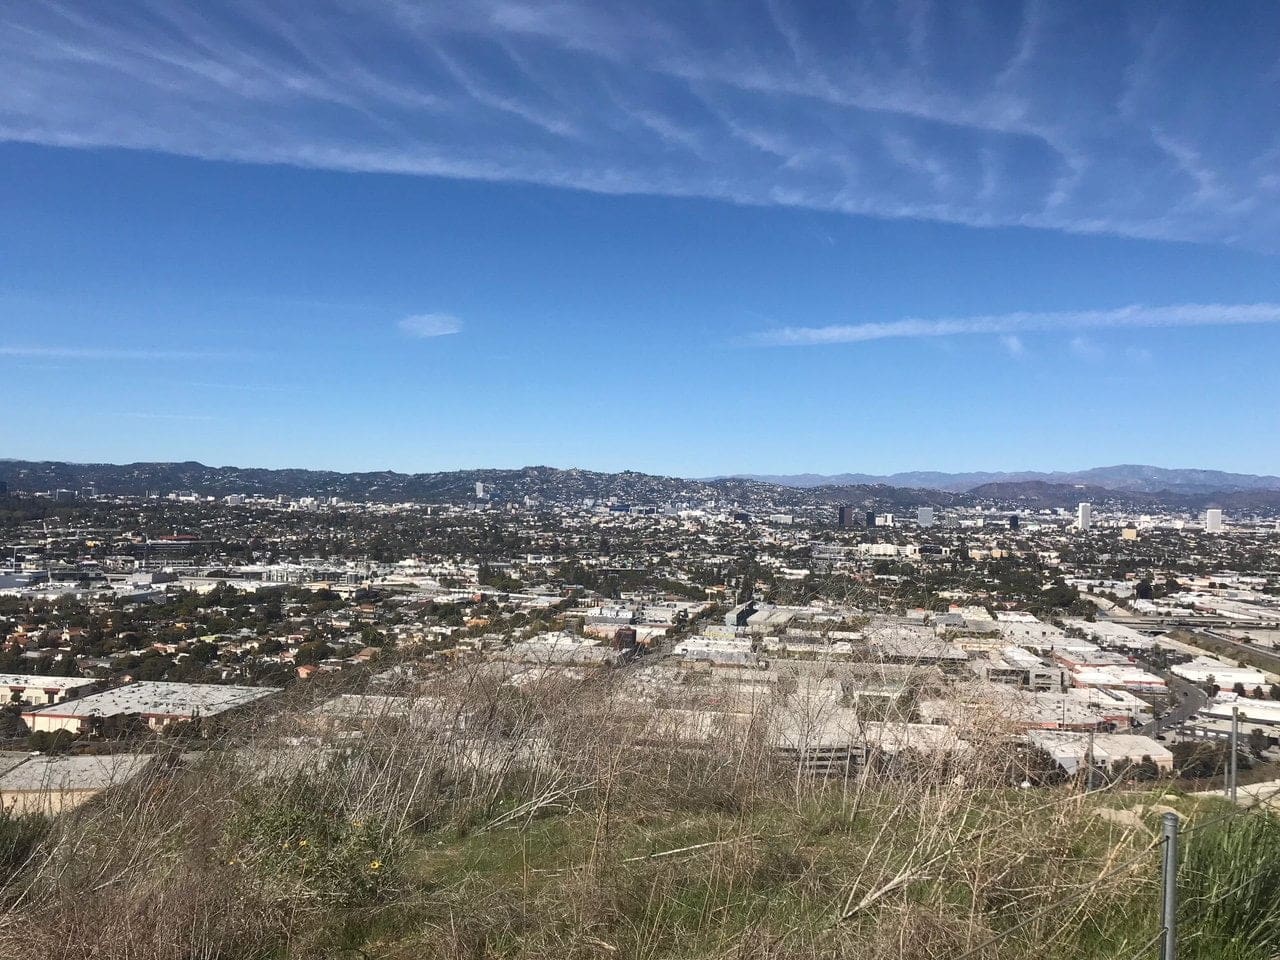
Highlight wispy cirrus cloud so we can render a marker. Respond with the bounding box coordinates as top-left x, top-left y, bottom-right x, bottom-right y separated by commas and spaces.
398, 313, 463, 338
1, 2, 1278, 247
751, 303, 1280, 347
999, 334, 1026, 357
